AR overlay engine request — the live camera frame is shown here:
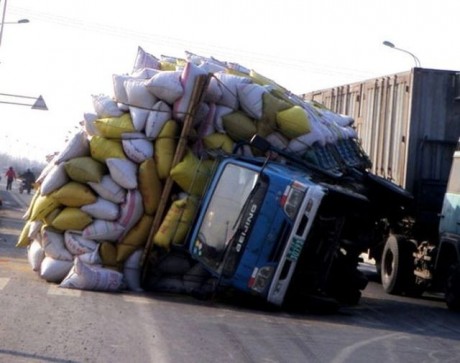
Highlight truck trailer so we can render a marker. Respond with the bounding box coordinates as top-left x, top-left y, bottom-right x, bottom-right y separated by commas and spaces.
303, 67, 460, 308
